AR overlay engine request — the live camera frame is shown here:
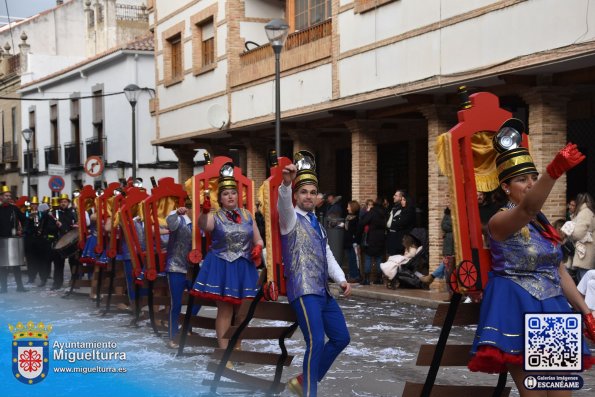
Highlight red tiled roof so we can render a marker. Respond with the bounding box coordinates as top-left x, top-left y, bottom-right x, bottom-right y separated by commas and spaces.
122, 35, 154, 51
20, 35, 154, 89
